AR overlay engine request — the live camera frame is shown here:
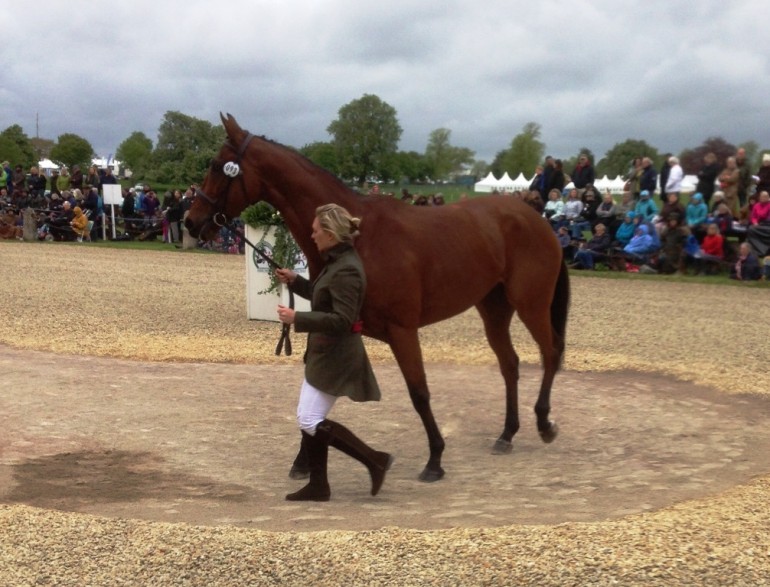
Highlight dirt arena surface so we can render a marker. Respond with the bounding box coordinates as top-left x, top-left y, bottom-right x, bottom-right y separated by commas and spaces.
1, 242, 769, 585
